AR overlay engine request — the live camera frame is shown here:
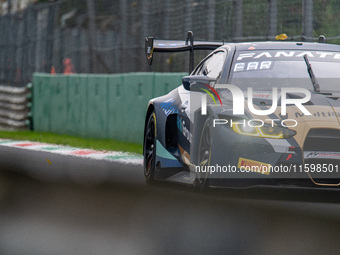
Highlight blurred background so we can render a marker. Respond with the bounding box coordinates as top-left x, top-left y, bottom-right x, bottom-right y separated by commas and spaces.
2, 1, 340, 254
1, 0, 340, 86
